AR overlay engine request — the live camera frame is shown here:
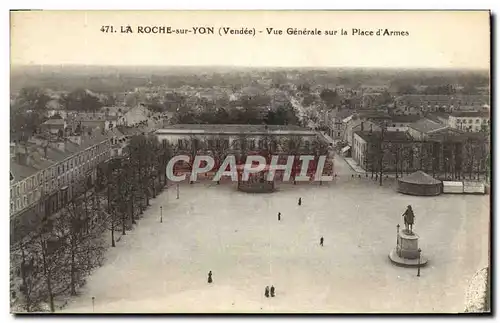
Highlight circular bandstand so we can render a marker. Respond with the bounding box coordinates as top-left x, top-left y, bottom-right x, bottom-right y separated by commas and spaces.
236, 164, 276, 193
397, 170, 442, 196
